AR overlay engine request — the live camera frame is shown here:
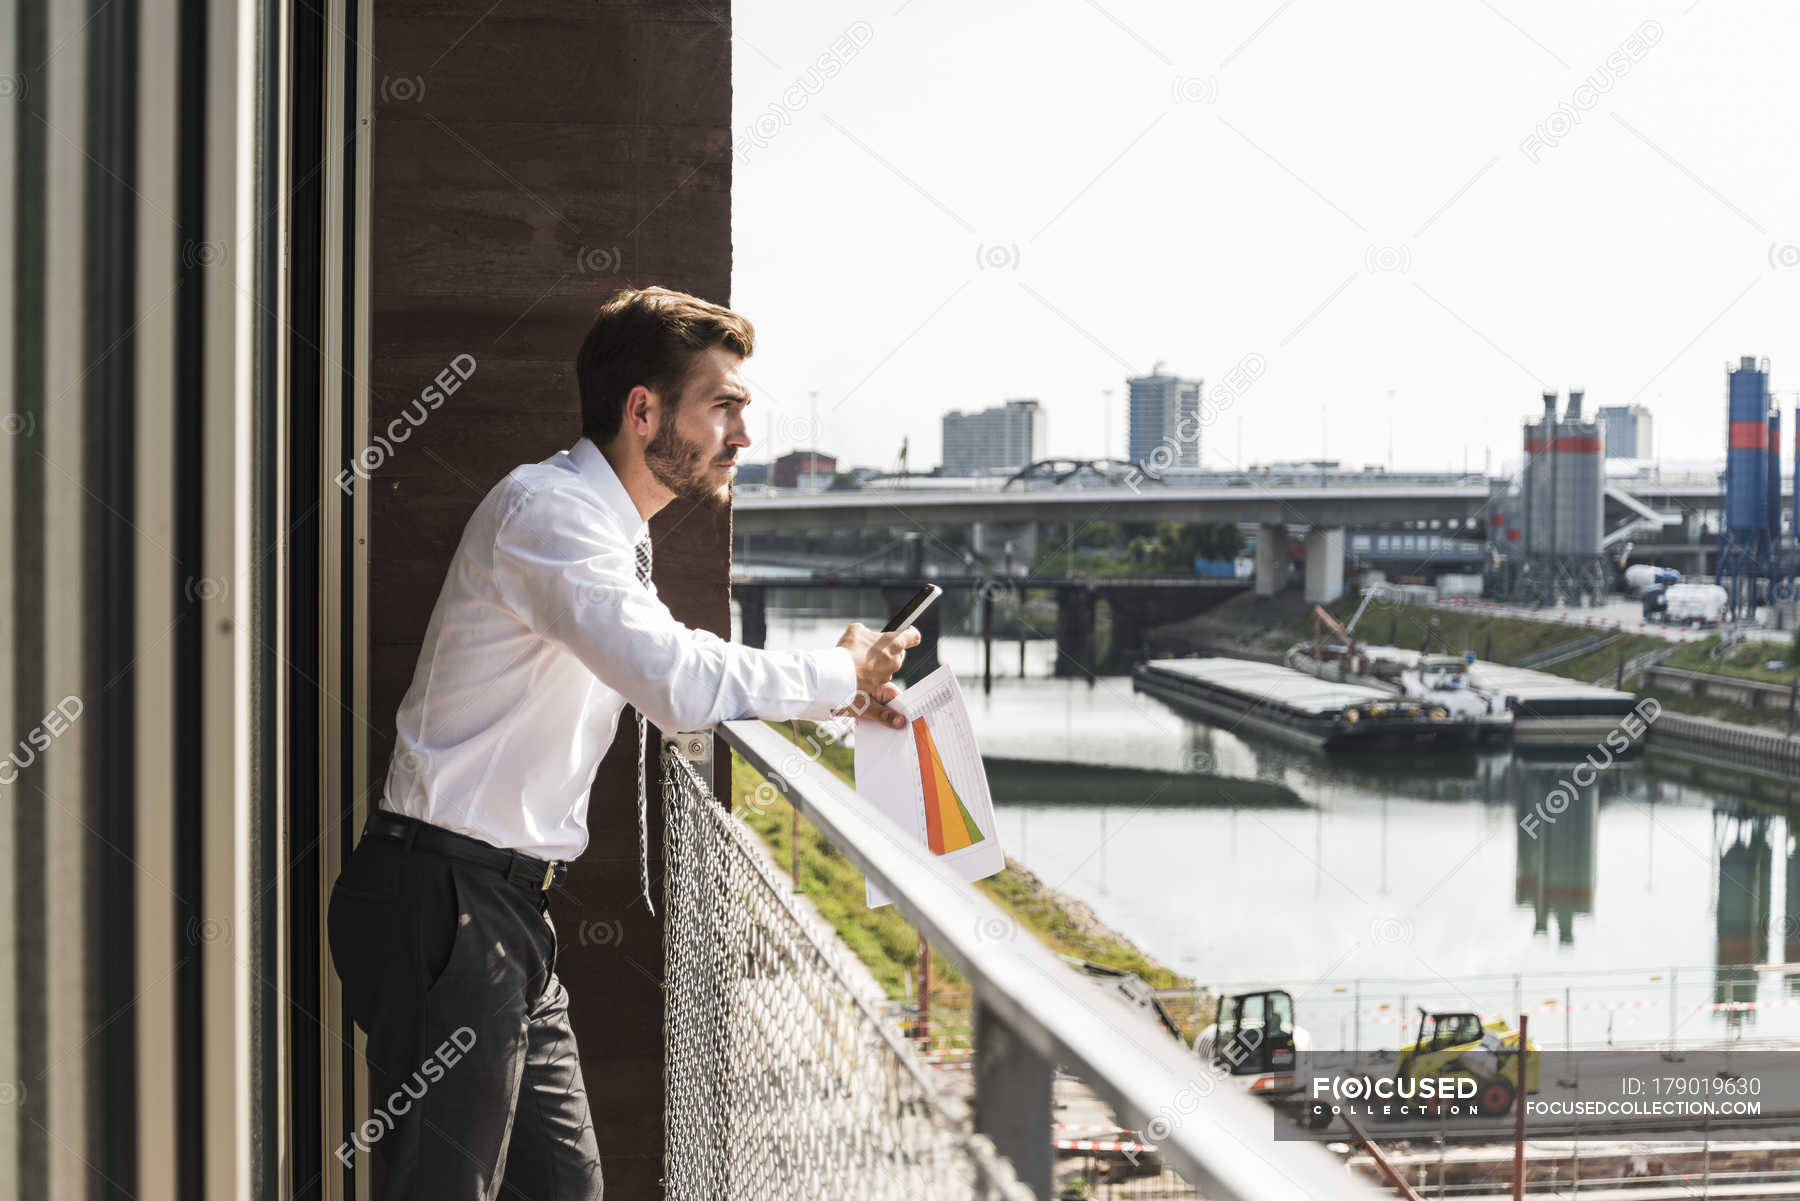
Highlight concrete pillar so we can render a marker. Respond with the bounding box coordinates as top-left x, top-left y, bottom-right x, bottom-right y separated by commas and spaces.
901, 531, 924, 577
1099, 596, 1147, 674
1255, 524, 1286, 596
1305, 527, 1346, 604
1053, 586, 1096, 678
1013, 522, 1038, 564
